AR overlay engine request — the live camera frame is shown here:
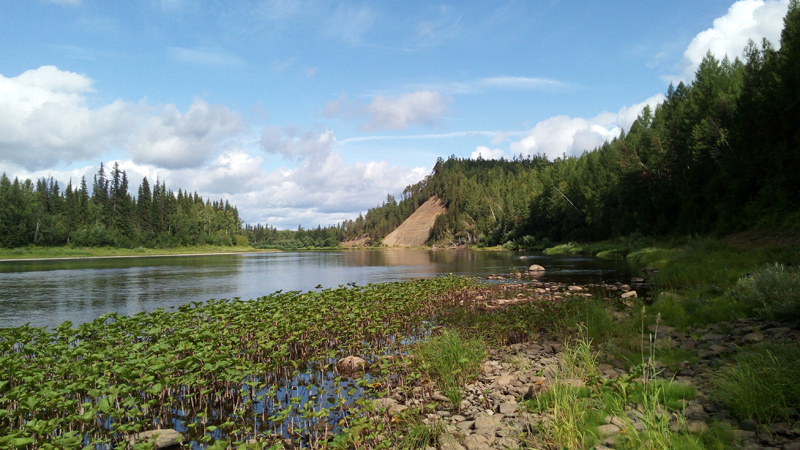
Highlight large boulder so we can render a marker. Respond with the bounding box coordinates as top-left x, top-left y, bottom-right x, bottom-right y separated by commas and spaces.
337, 356, 367, 374
128, 429, 183, 449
